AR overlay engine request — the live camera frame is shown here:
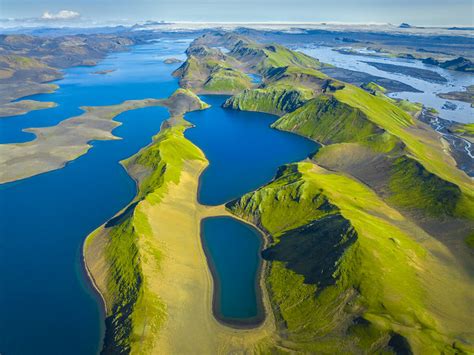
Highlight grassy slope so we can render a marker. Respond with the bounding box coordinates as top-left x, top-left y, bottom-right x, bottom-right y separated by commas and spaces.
227, 162, 471, 354
221, 39, 473, 352
332, 85, 474, 216
231, 60, 469, 220
84, 90, 208, 354
173, 47, 252, 93
223, 66, 344, 115
272, 95, 400, 153
230, 41, 326, 75
223, 84, 314, 115
272, 87, 468, 218
92, 122, 206, 354
388, 156, 462, 216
